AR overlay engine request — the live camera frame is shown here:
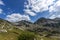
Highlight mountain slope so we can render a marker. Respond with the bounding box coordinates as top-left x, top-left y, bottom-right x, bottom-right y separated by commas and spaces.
0, 19, 37, 40
13, 17, 60, 37
14, 17, 60, 40
0, 18, 60, 40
